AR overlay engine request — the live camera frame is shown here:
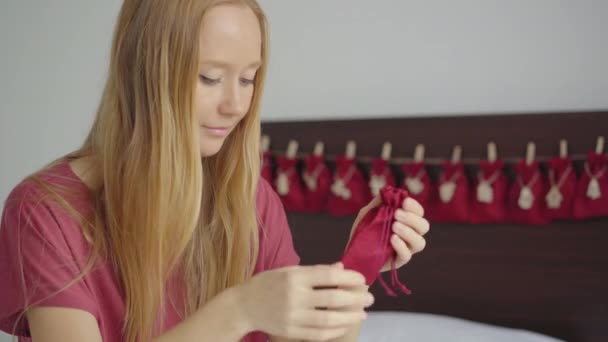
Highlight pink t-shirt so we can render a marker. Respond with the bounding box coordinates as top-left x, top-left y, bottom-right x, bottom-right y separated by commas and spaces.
0, 161, 300, 341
